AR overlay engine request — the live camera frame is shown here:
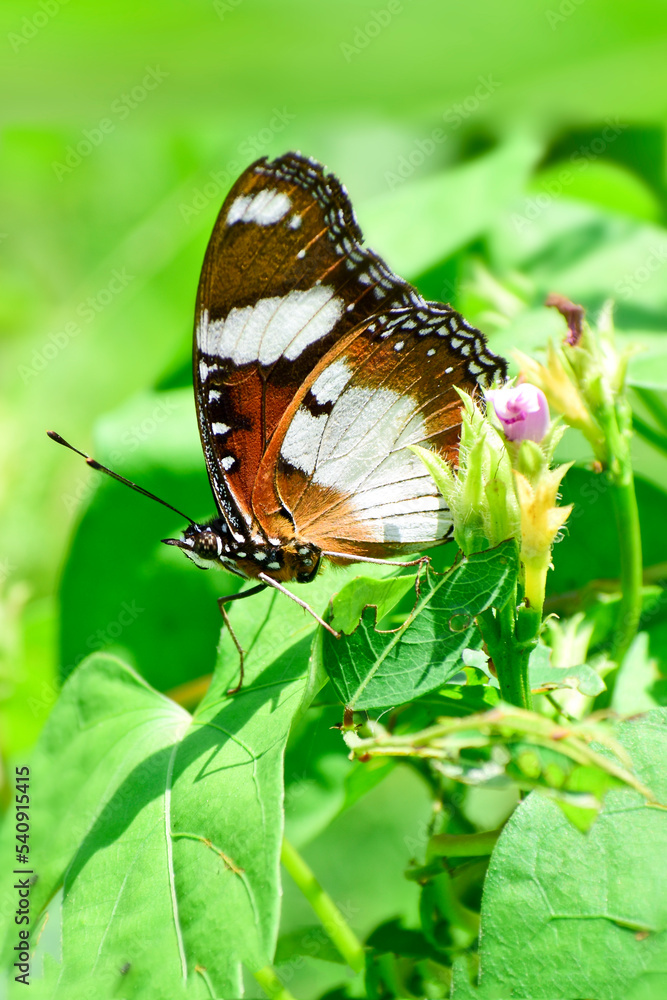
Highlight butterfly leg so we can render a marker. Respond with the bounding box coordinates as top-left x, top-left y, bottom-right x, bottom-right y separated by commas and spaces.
217, 583, 267, 694
321, 549, 432, 596
256, 573, 341, 638
321, 550, 432, 571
